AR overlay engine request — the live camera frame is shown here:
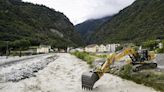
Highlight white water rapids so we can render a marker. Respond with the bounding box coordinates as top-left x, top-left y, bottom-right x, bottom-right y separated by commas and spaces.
0, 53, 157, 92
